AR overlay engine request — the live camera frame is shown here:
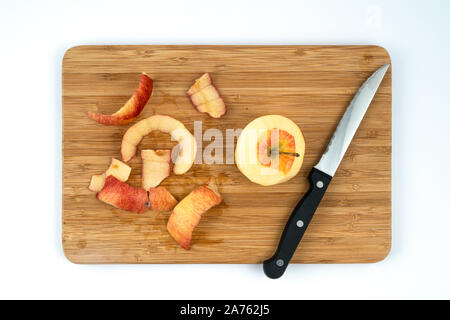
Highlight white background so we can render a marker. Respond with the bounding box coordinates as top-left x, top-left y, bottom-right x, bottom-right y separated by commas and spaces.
0, 0, 449, 299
